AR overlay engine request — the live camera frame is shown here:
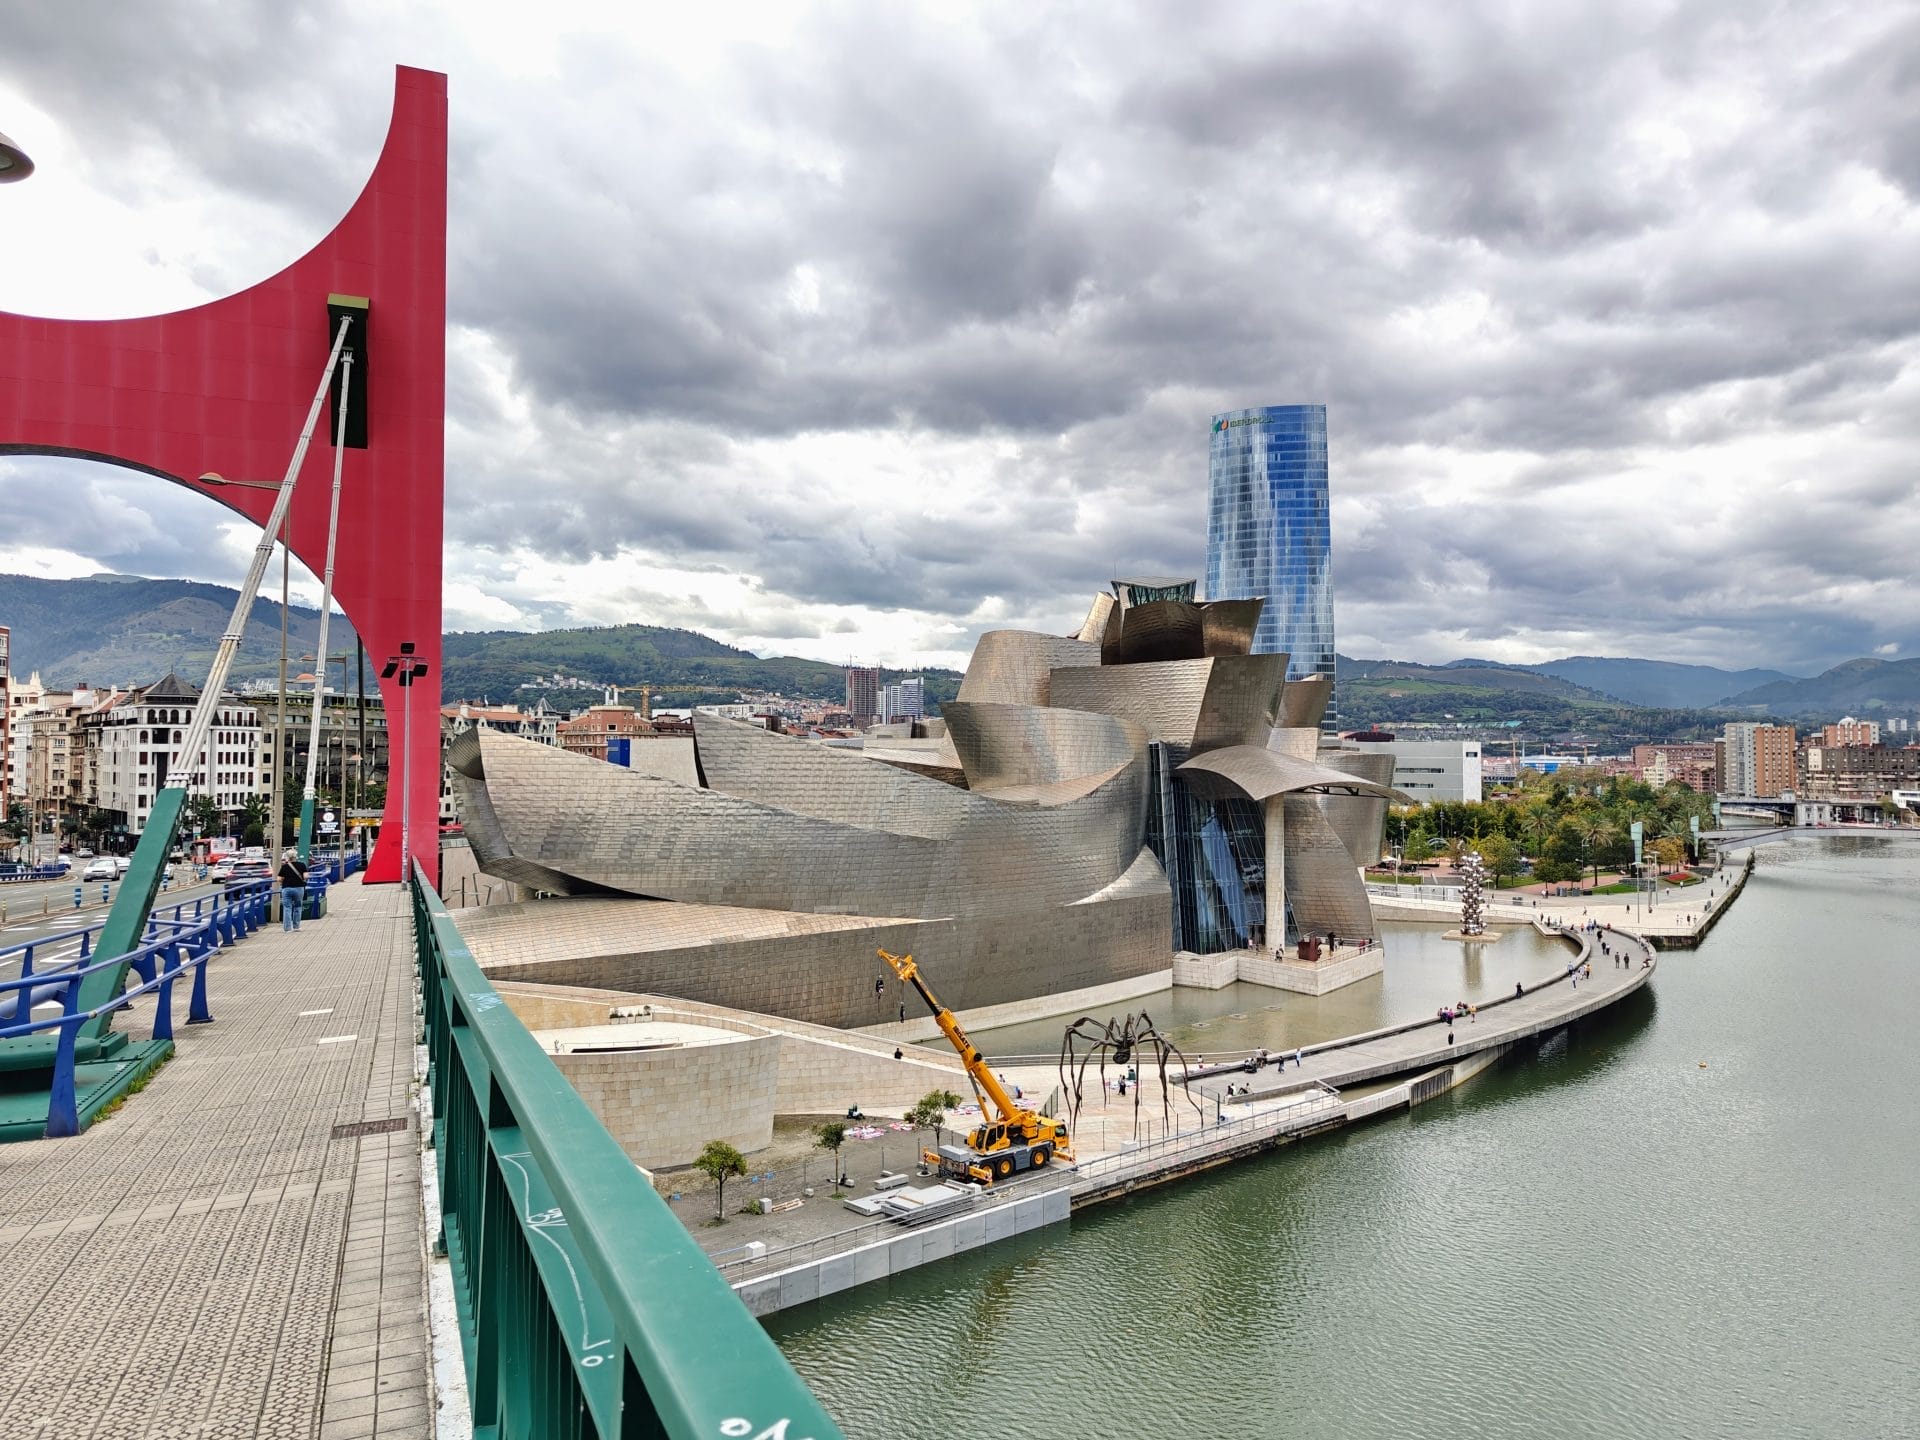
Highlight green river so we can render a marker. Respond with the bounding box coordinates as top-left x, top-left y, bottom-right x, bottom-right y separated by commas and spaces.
770, 835, 1917, 1439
